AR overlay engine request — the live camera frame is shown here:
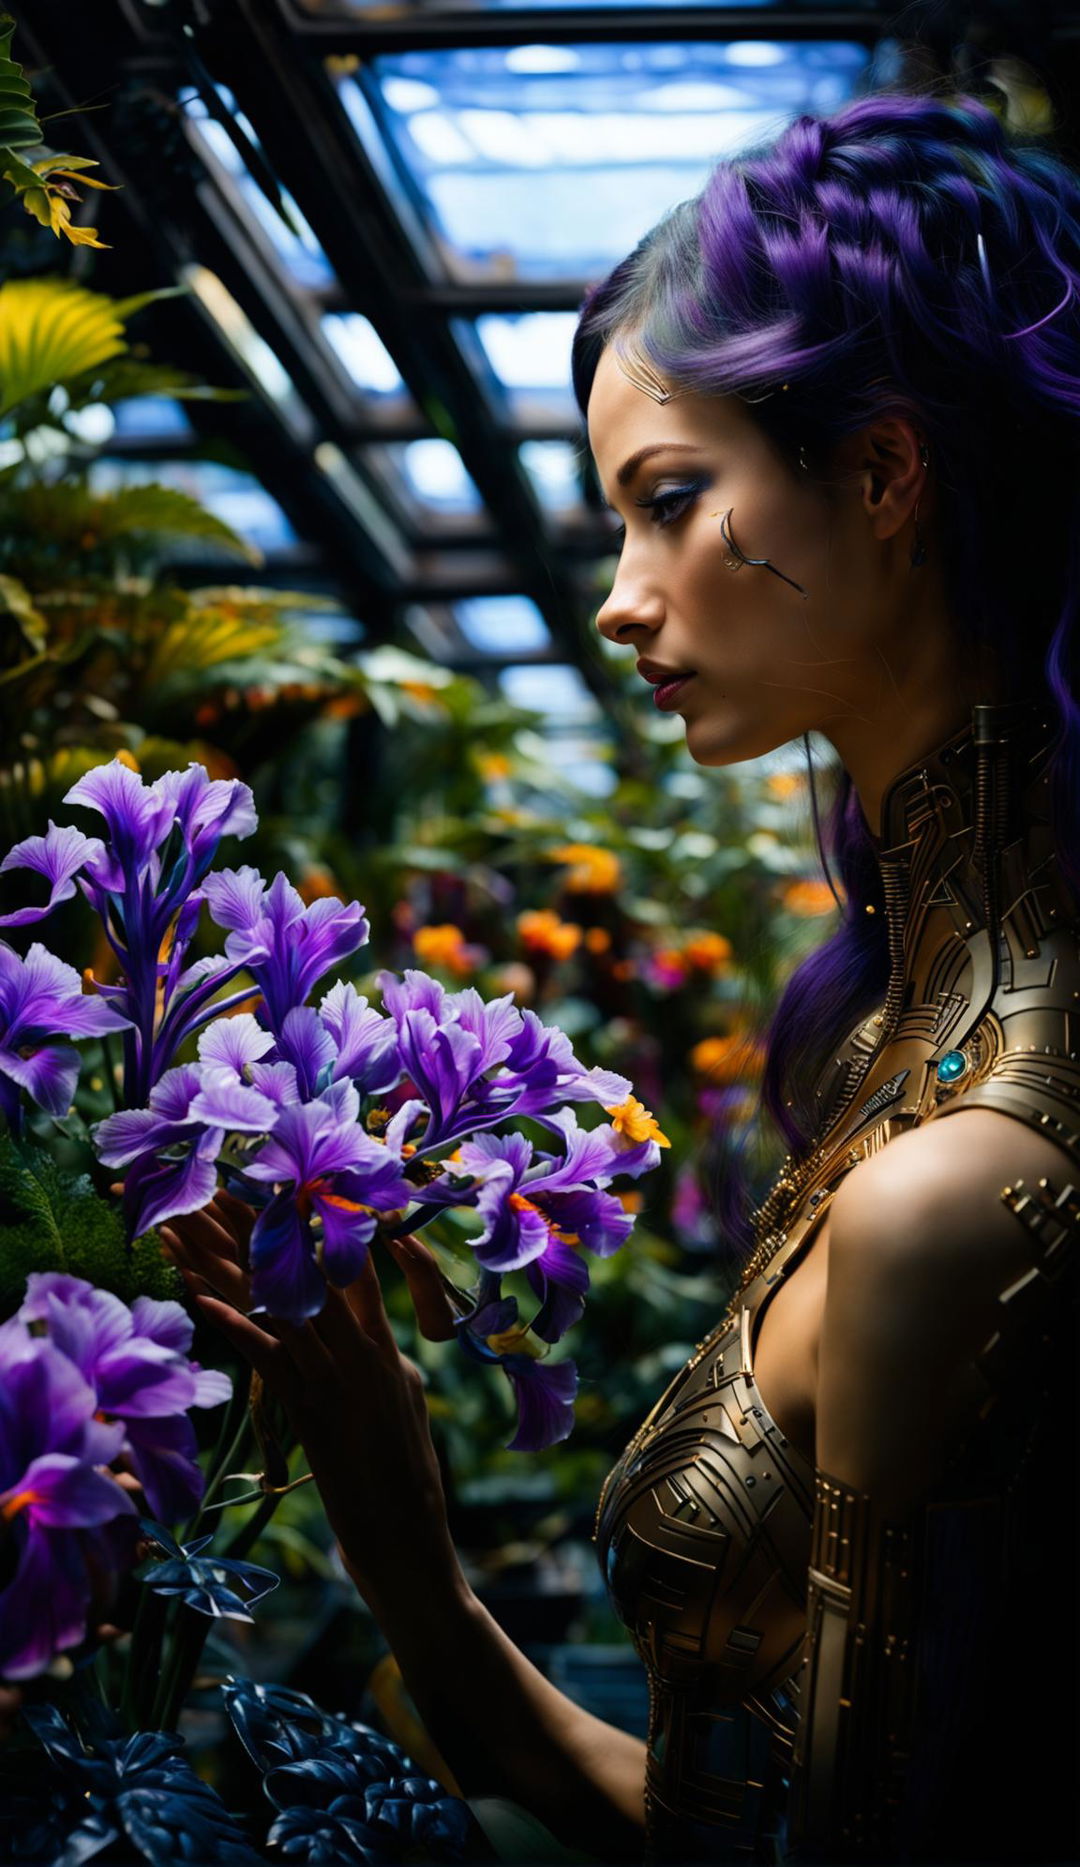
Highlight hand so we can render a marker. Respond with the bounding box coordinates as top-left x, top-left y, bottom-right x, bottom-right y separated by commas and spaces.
160, 1195, 467, 1607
